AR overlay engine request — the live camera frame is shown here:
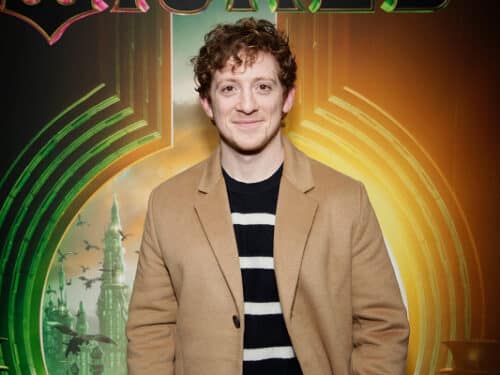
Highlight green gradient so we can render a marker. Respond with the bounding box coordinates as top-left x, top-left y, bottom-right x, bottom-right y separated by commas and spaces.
380, 0, 450, 13
6, 119, 155, 374
22, 126, 155, 374
270, 0, 307, 12
0, 95, 118, 232
0, 86, 159, 372
0, 84, 105, 193
308, 0, 375, 13
380, 0, 397, 12
5, 107, 133, 258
